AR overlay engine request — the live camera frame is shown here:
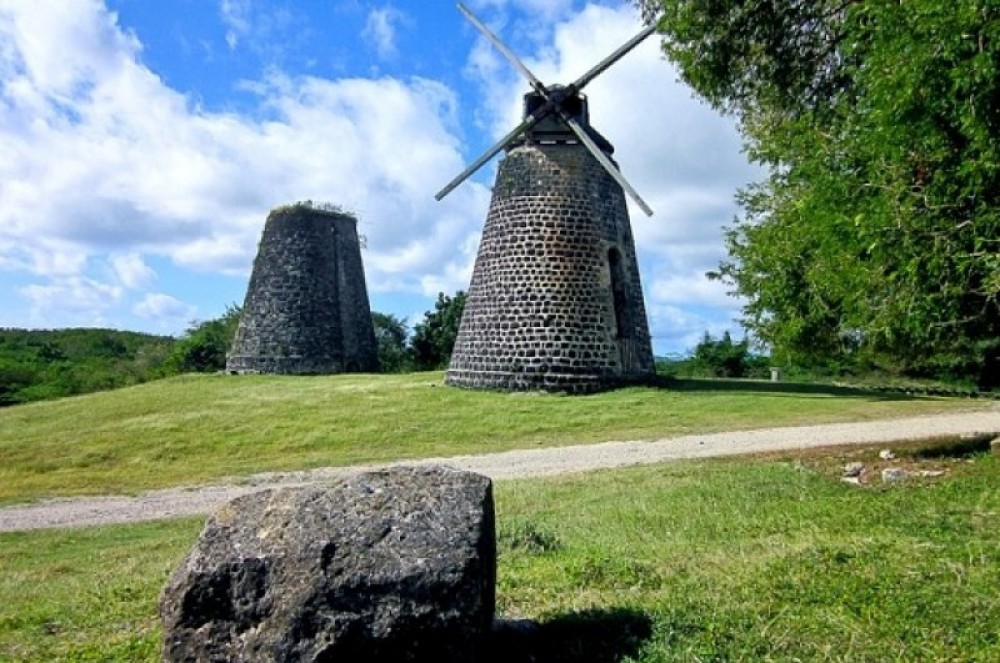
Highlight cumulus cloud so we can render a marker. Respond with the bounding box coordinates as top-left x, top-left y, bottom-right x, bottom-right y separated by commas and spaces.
20, 276, 123, 327
646, 302, 739, 354
0, 0, 489, 332
133, 293, 196, 321
110, 253, 156, 290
